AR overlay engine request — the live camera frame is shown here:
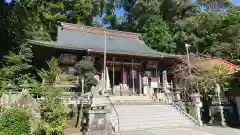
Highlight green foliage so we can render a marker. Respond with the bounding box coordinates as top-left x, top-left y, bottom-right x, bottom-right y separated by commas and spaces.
0, 44, 33, 92
174, 56, 232, 94
74, 57, 97, 92
0, 108, 31, 135
102, 0, 118, 29
112, 0, 240, 64
39, 85, 67, 135
1, 0, 105, 55
38, 57, 61, 84
2, 0, 239, 66
116, 0, 201, 52
0, 1, 28, 56
37, 57, 67, 135
142, 16, 176, 53
75, 58, 95, 75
